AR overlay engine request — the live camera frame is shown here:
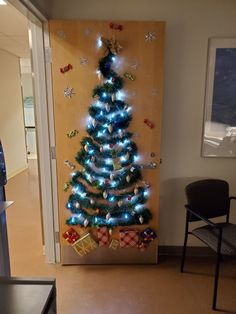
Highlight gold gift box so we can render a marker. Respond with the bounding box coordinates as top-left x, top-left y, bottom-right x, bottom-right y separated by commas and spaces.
72, 232, 98, 256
